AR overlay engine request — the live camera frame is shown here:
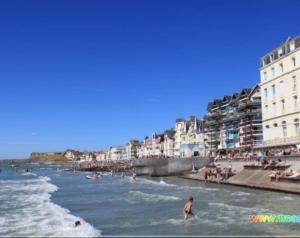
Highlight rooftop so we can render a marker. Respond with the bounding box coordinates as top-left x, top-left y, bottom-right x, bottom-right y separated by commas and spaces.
260, 35, 300, 68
